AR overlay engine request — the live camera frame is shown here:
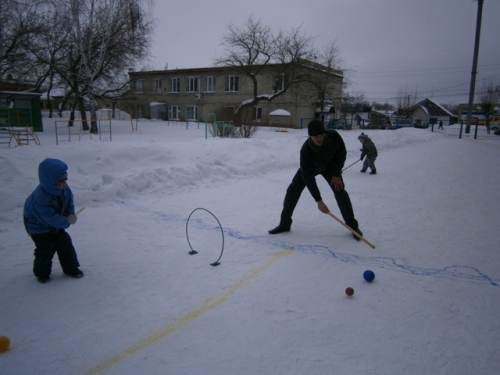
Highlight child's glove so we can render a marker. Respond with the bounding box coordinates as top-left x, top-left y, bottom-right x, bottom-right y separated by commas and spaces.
68, 215, 77, 224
